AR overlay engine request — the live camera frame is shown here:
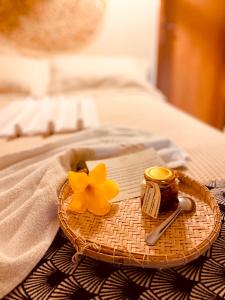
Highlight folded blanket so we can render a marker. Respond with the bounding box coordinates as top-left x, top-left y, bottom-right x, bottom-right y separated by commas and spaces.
0, 126, 188, 298
0, 96, 99, 138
